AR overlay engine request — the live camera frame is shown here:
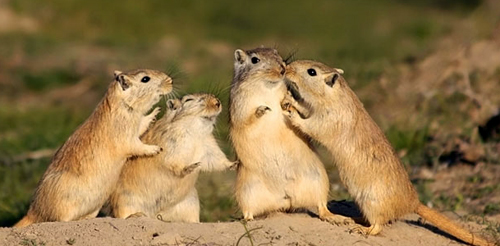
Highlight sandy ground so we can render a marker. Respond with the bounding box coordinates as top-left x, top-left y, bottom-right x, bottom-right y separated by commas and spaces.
1, 203, 496, 246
